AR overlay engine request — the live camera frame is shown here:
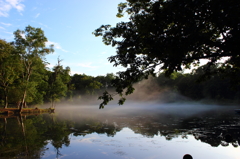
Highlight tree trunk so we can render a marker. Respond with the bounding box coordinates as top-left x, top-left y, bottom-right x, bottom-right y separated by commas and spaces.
19, 90, 27, 112
19, 68, 31, 112
4, 94, 8, 109
3, 88, 8, 109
